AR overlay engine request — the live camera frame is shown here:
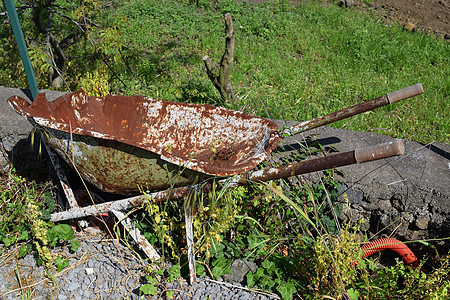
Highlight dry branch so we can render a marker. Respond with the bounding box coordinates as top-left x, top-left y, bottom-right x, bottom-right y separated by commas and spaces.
203, 13, 241, 103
